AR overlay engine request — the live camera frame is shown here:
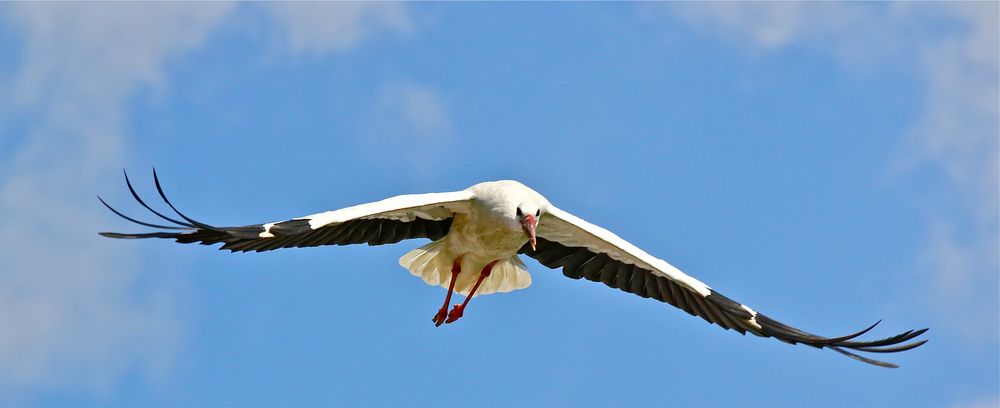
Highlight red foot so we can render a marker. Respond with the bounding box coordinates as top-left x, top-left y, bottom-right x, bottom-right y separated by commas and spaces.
445, 304, 465, 324
432, 307, 448, 327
